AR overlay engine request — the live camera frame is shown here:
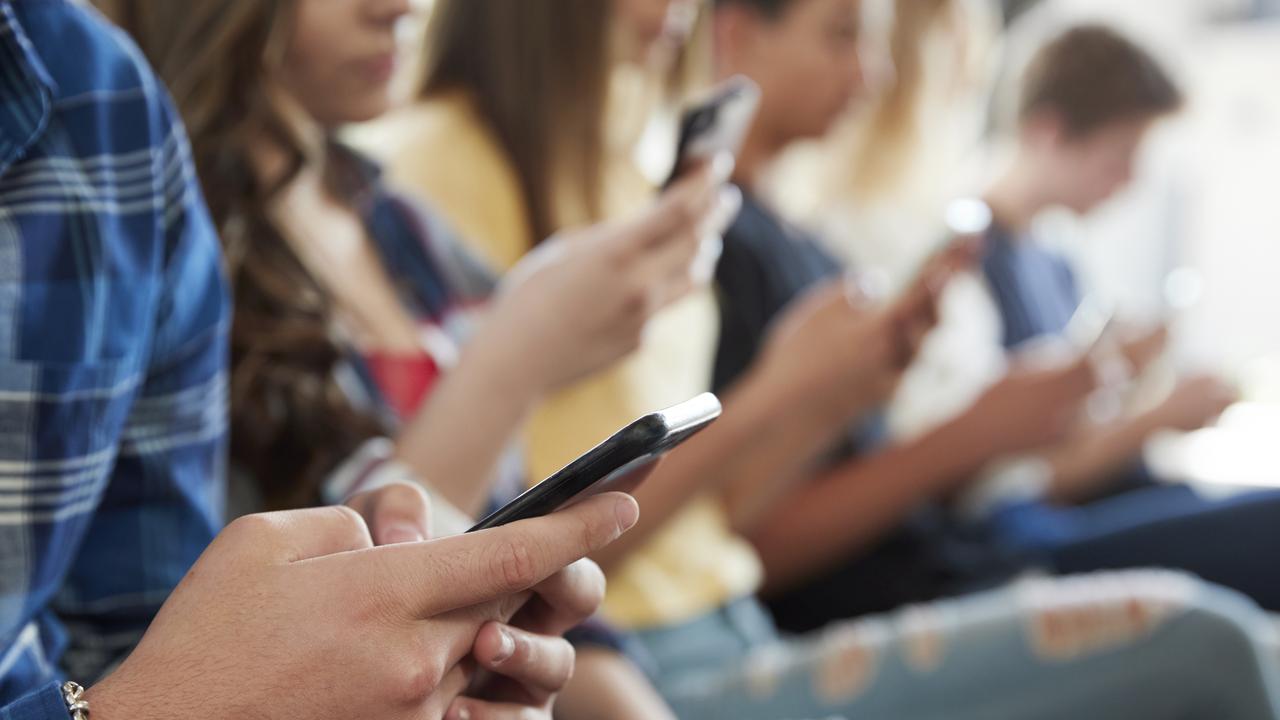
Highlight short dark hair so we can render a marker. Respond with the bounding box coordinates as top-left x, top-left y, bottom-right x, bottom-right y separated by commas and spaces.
1020, 24, 1184, 137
